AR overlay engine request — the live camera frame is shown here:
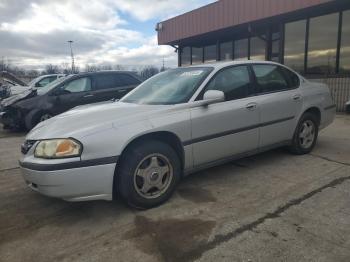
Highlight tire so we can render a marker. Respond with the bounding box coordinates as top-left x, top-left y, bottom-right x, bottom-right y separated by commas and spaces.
116, 140, 181, 209
289, 112, 319, 155
24, 111, 52, 131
